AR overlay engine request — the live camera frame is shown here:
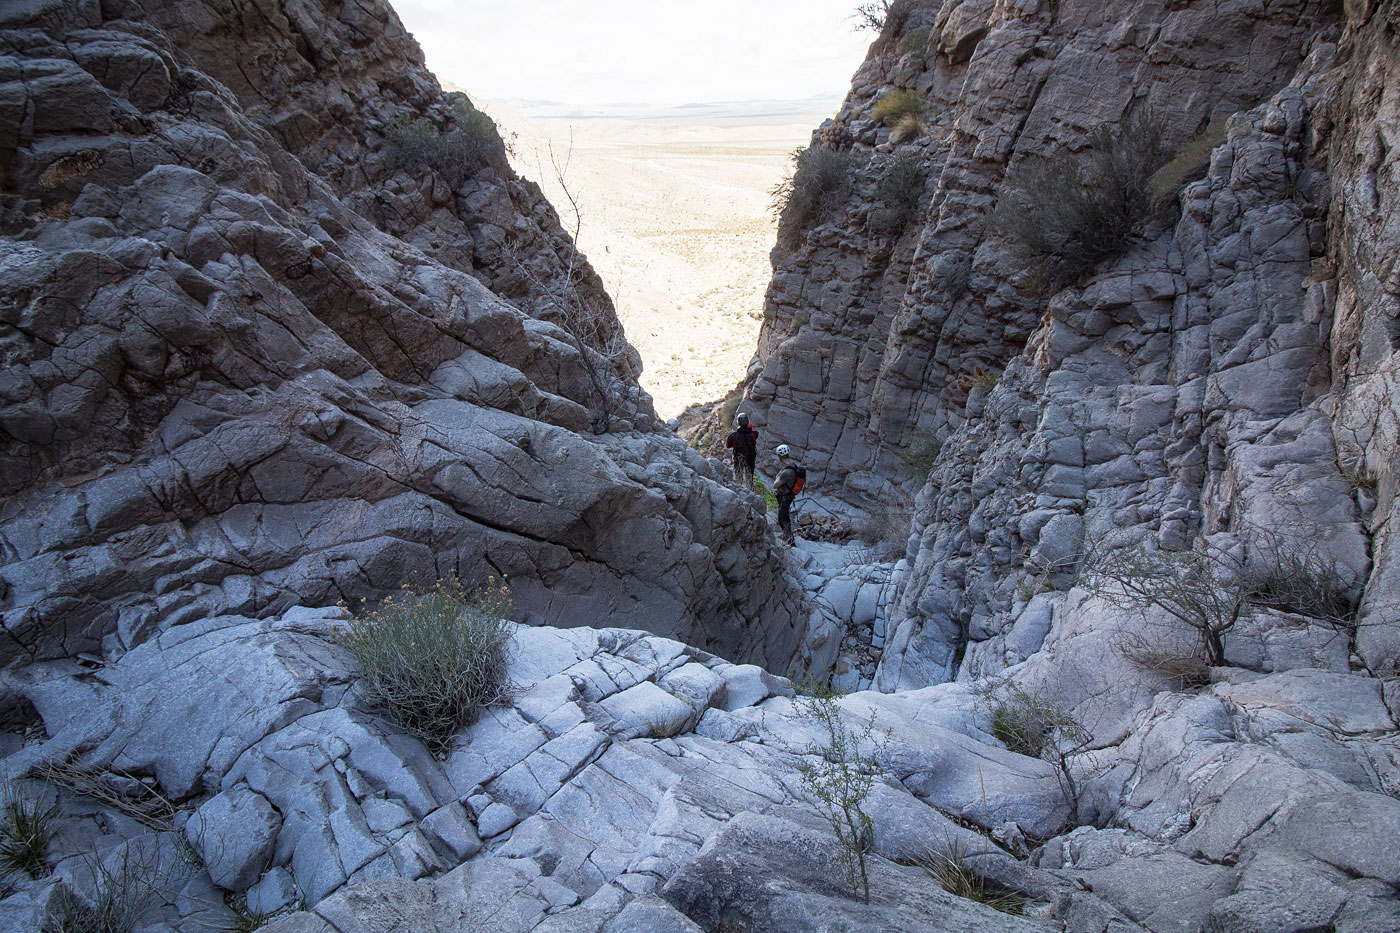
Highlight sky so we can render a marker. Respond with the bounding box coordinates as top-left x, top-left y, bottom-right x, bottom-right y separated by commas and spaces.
390, 0, 875, 110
